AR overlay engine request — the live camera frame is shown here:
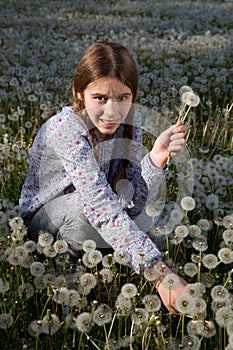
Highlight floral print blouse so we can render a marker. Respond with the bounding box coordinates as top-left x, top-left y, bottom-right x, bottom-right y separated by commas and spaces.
20, 107, 167, 273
